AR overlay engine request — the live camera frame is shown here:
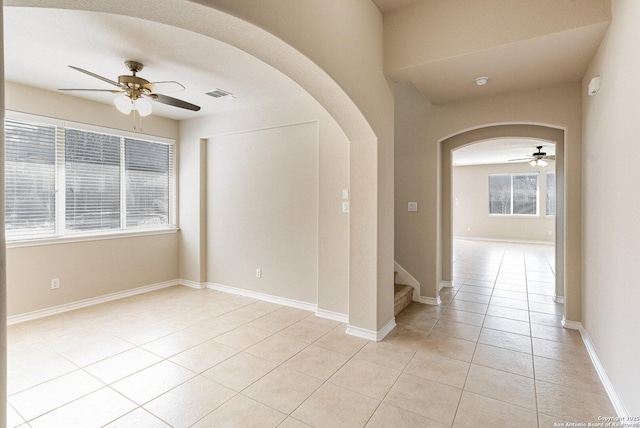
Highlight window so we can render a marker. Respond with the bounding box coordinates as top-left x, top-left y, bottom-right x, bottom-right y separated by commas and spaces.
125, 138, 174, 228
489, 173, 538, 215
65, 129, 121, 231
546, 172, 556, 216
4, 114, 176, 241
5, 119, 57, 239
